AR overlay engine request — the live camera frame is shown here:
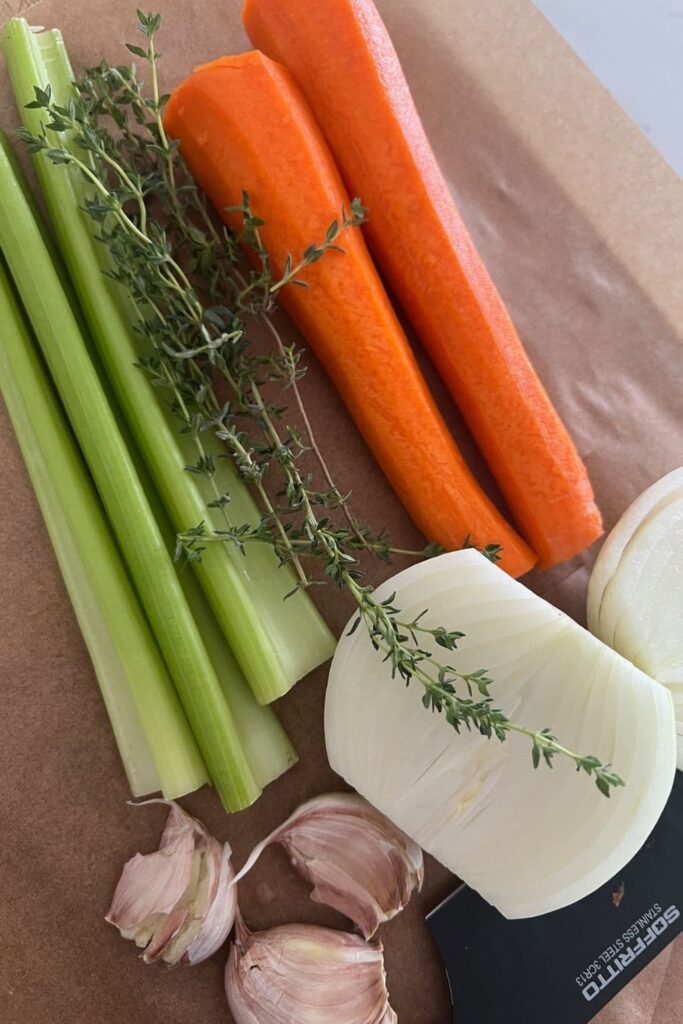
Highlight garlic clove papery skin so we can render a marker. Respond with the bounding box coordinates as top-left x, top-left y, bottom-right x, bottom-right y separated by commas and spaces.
106, 808, 195, 946
232, 792, 423, 938
226, 916, 397, 1024
106, 800, 237, 966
